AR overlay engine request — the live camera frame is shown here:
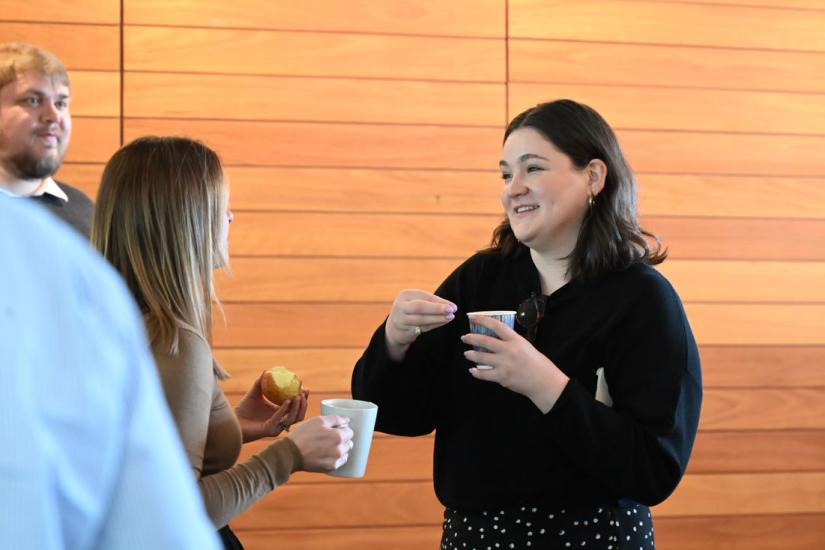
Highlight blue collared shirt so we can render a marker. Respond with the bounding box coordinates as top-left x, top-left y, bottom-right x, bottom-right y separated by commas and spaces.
0, 196, 220, 550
